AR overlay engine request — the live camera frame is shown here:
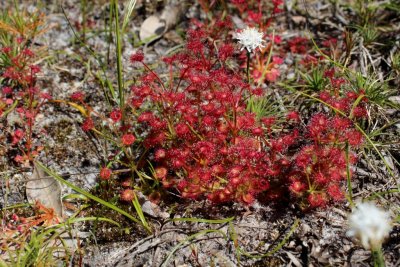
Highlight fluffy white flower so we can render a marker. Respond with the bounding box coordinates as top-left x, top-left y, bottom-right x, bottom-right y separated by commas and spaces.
236, 27, 265, 53
347, 202, 392, 249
